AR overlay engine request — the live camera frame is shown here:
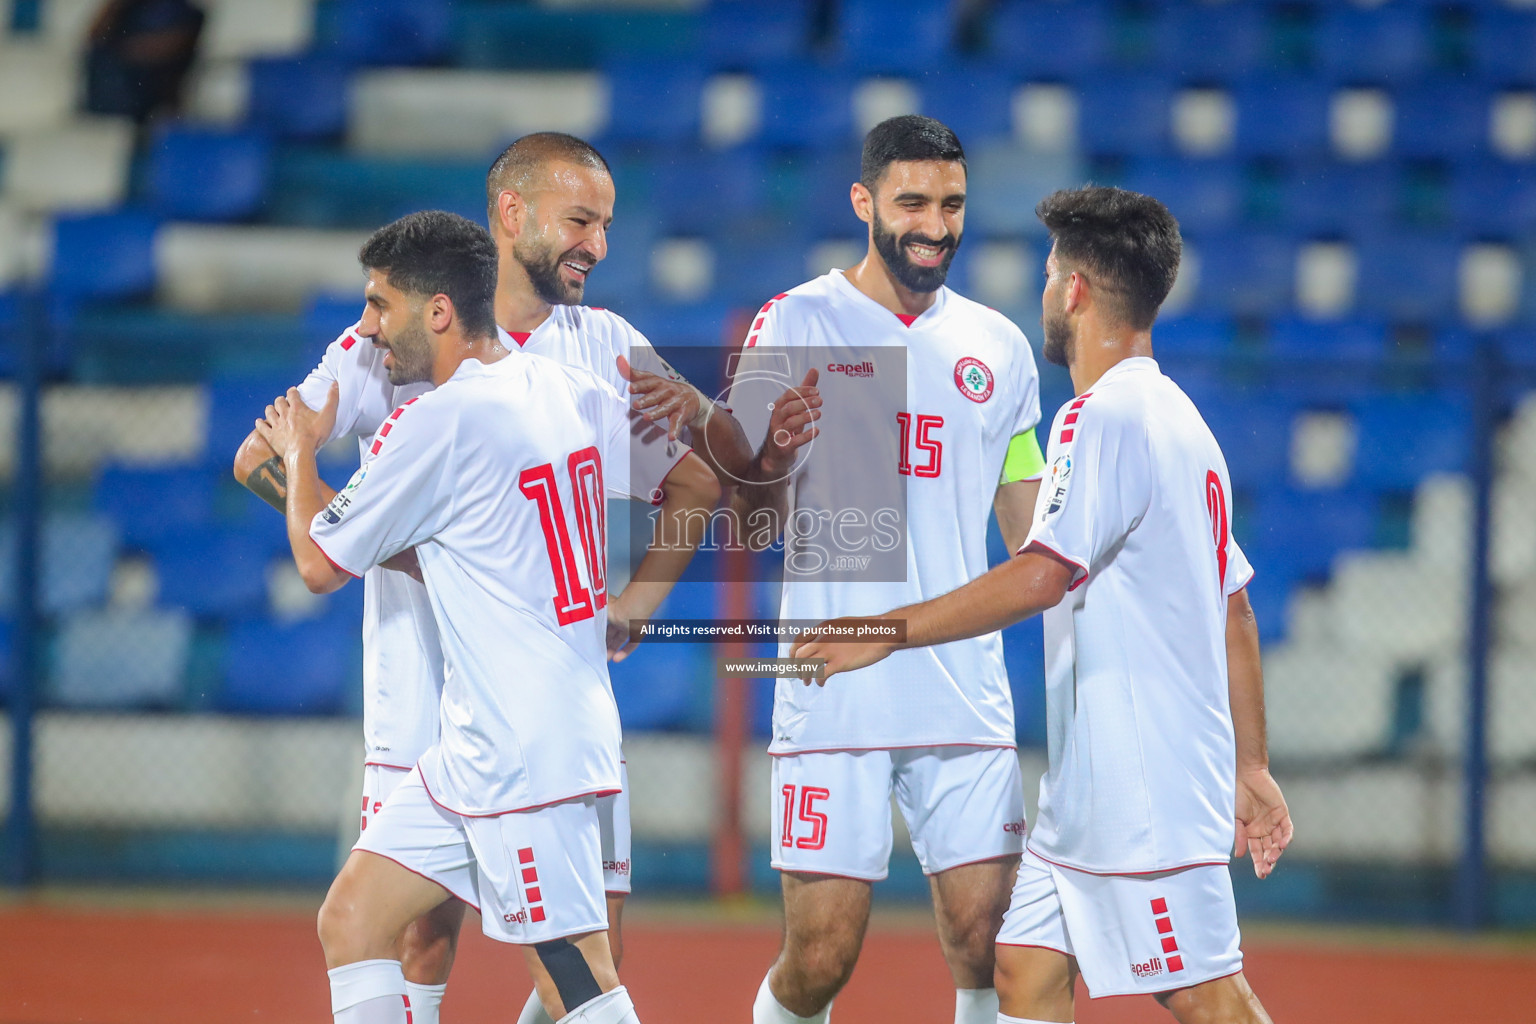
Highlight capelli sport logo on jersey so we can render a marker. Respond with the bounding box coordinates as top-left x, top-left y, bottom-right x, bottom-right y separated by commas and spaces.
827, 361, 875, 377
954, 357, 994, 403
604, 858, 631, 876
1043, 453, 1072, 518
